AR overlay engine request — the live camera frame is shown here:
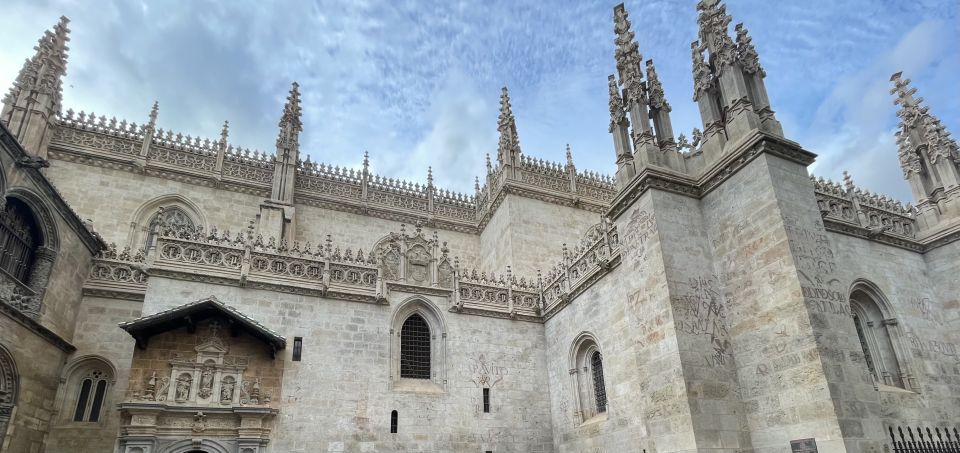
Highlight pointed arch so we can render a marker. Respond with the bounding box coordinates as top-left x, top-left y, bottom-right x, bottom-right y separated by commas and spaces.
5, 187, 59, 251
389, 297, 447, 389
848, 279, 916, 390
126, 194, 207, 251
